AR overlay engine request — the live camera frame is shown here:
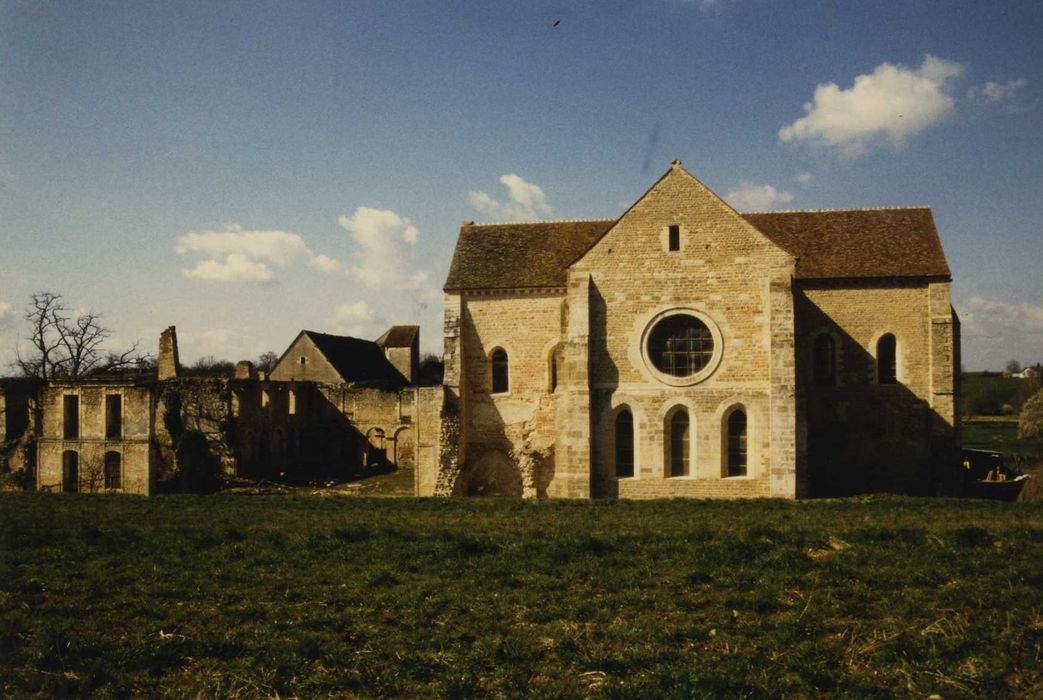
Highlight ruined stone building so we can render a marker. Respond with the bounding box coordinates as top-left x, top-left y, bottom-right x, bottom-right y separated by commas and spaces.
424, 161, 960, 498
1, 326, 442, 495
